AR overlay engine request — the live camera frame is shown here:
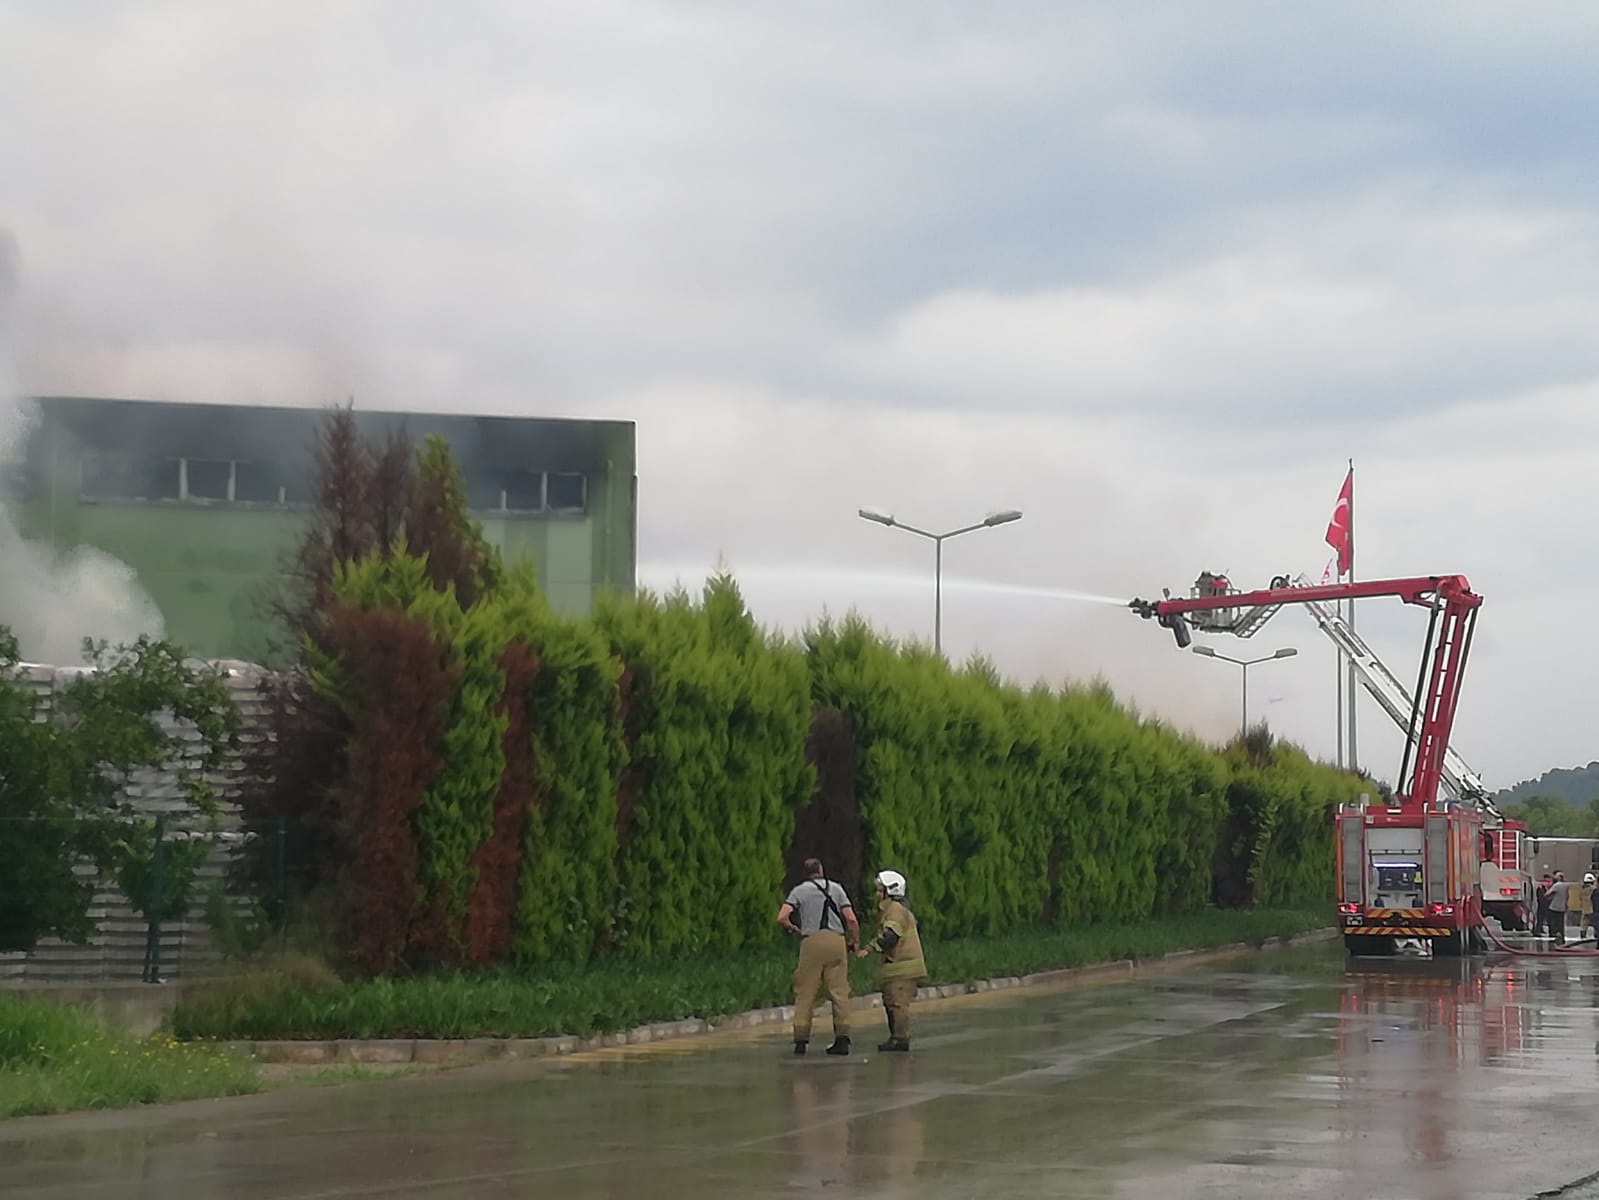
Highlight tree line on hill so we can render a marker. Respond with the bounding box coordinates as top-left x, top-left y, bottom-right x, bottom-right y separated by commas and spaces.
1499, 762, 1599, 806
